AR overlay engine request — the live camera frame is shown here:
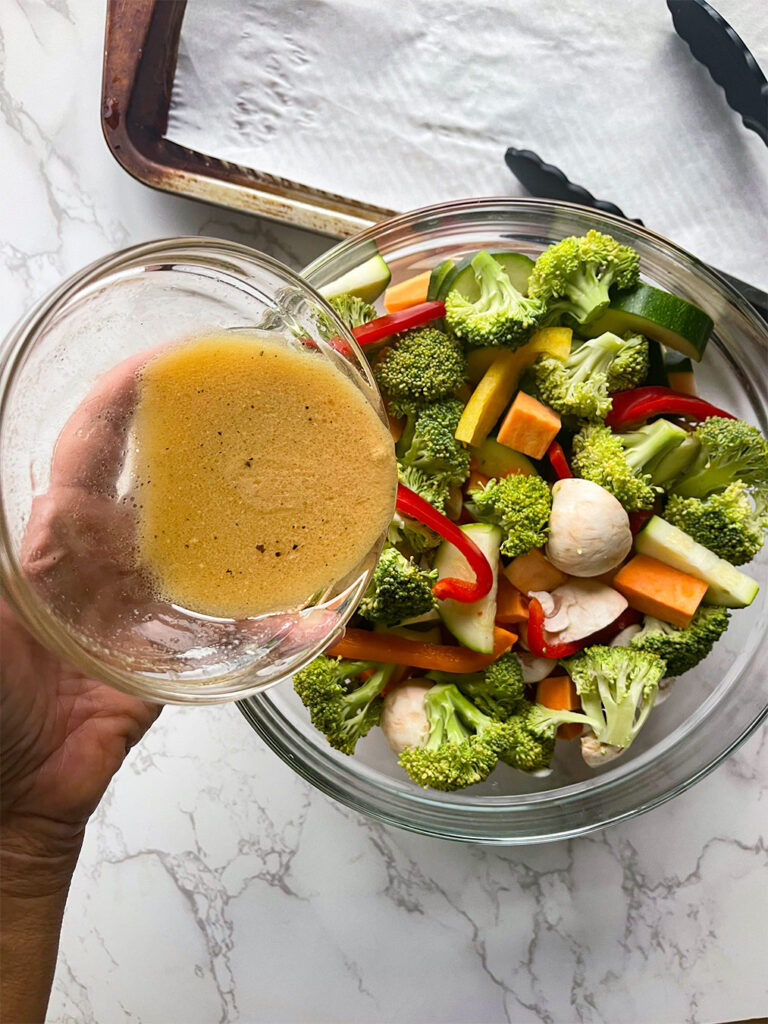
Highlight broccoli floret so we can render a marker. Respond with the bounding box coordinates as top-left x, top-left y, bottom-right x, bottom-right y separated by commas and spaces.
426, 651, 526, 721
399, 682, 512, 790
358, 545, 438, 626
528, 229, 640, 326
531, 646, 665, 761
444, 250, 545, 349
532, 331, 649, 421
498, 703, 557, 772
630, 606, 731, 677
527, 646, 665, 765
671, 416, 768, 499
665, 482, 766, 565
605, 333, 650, 392
398, 397, 471, 489
328, 292, 377, 330
388, 464, 449, 553
293, 656, 397, 755
374, 328, 467, 417
466, 474, 552, 557
572, 420, 689, 512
